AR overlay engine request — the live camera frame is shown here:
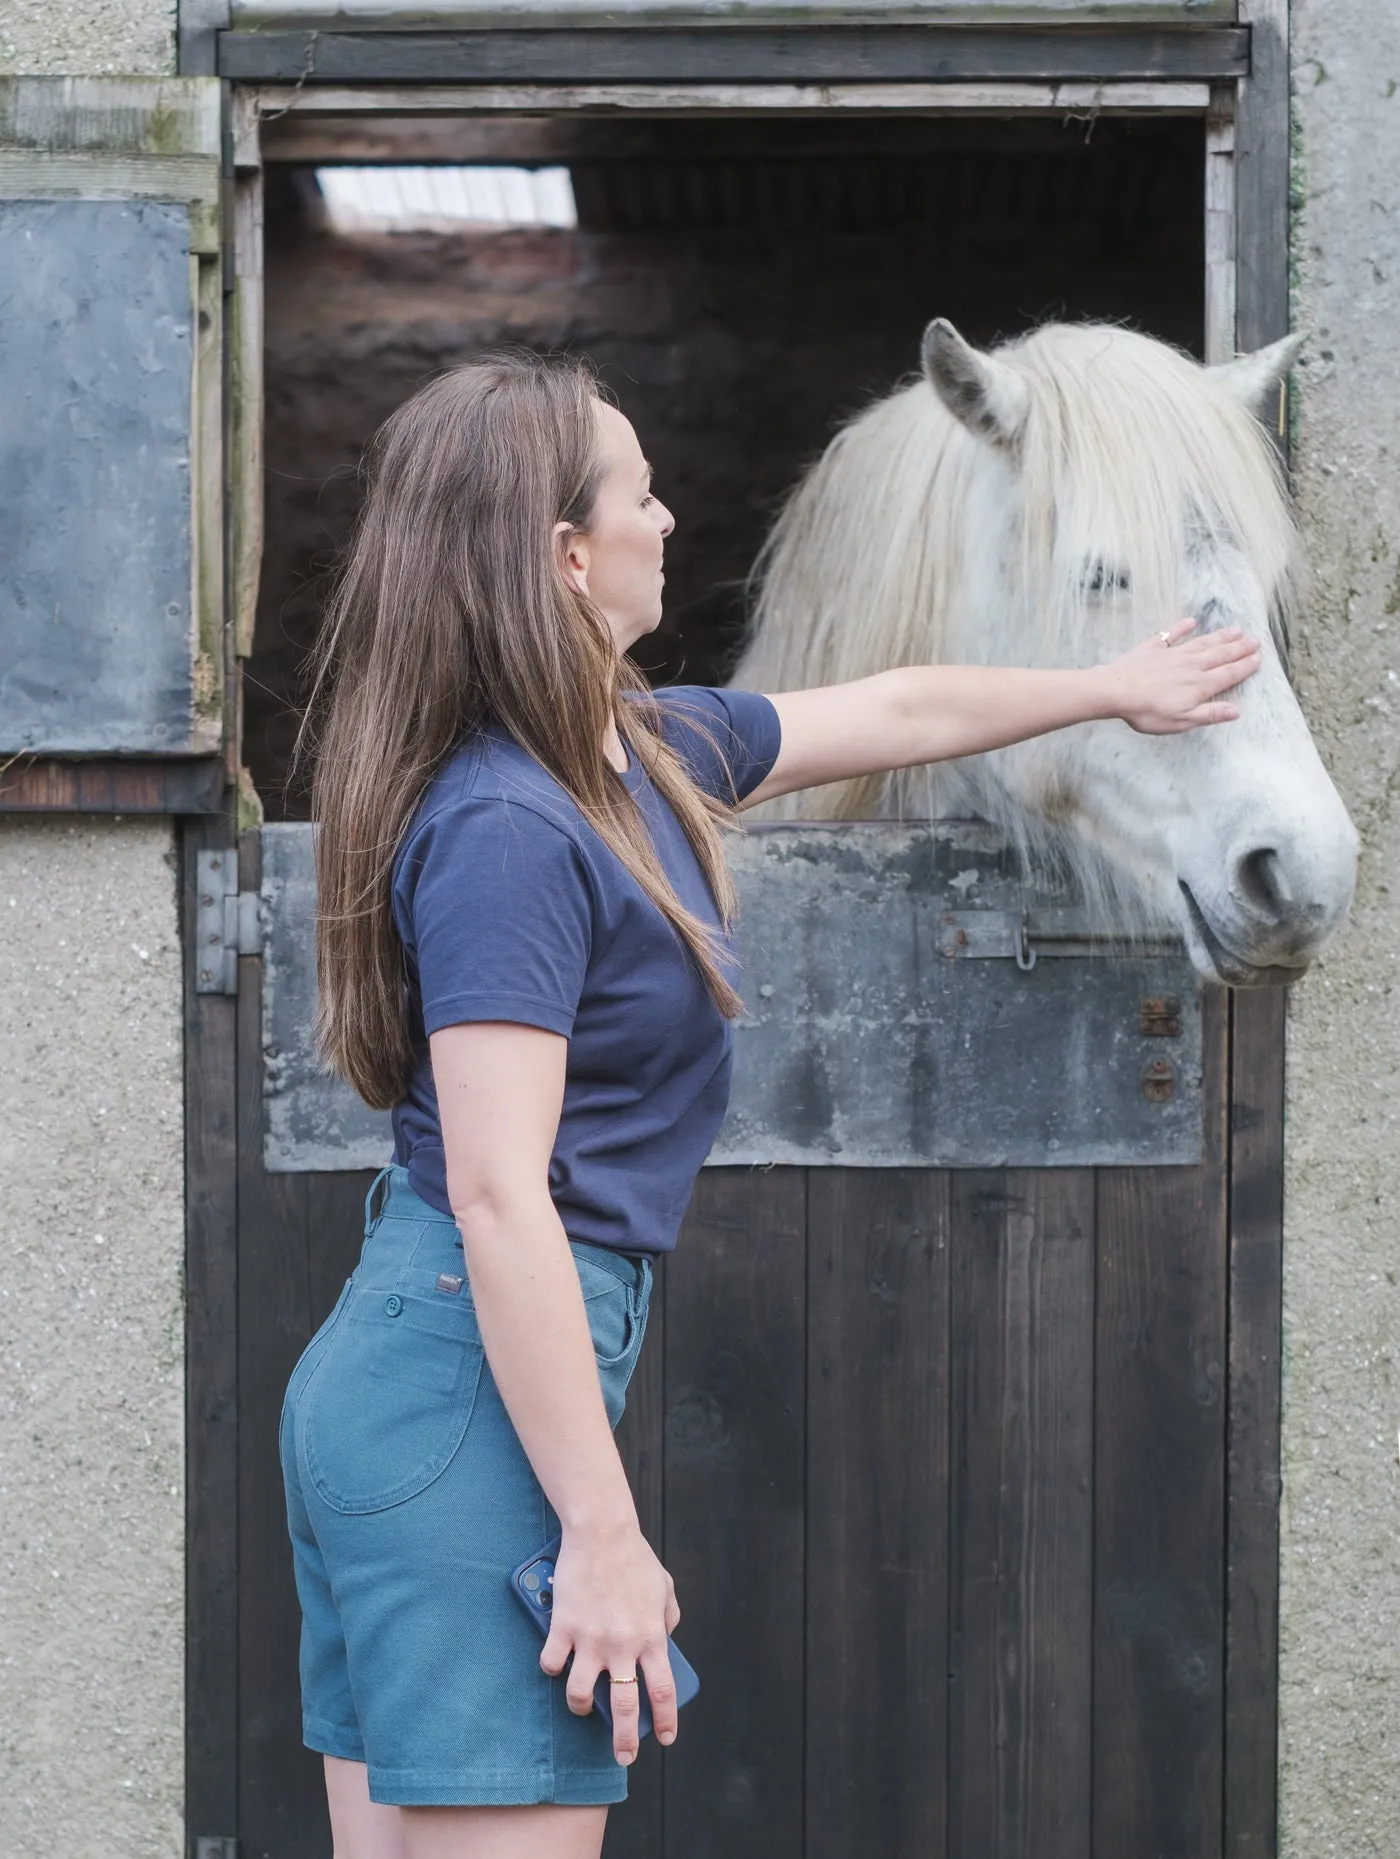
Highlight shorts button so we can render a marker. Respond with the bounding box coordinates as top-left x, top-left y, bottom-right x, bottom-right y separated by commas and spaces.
384, 1294, 403, 1317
